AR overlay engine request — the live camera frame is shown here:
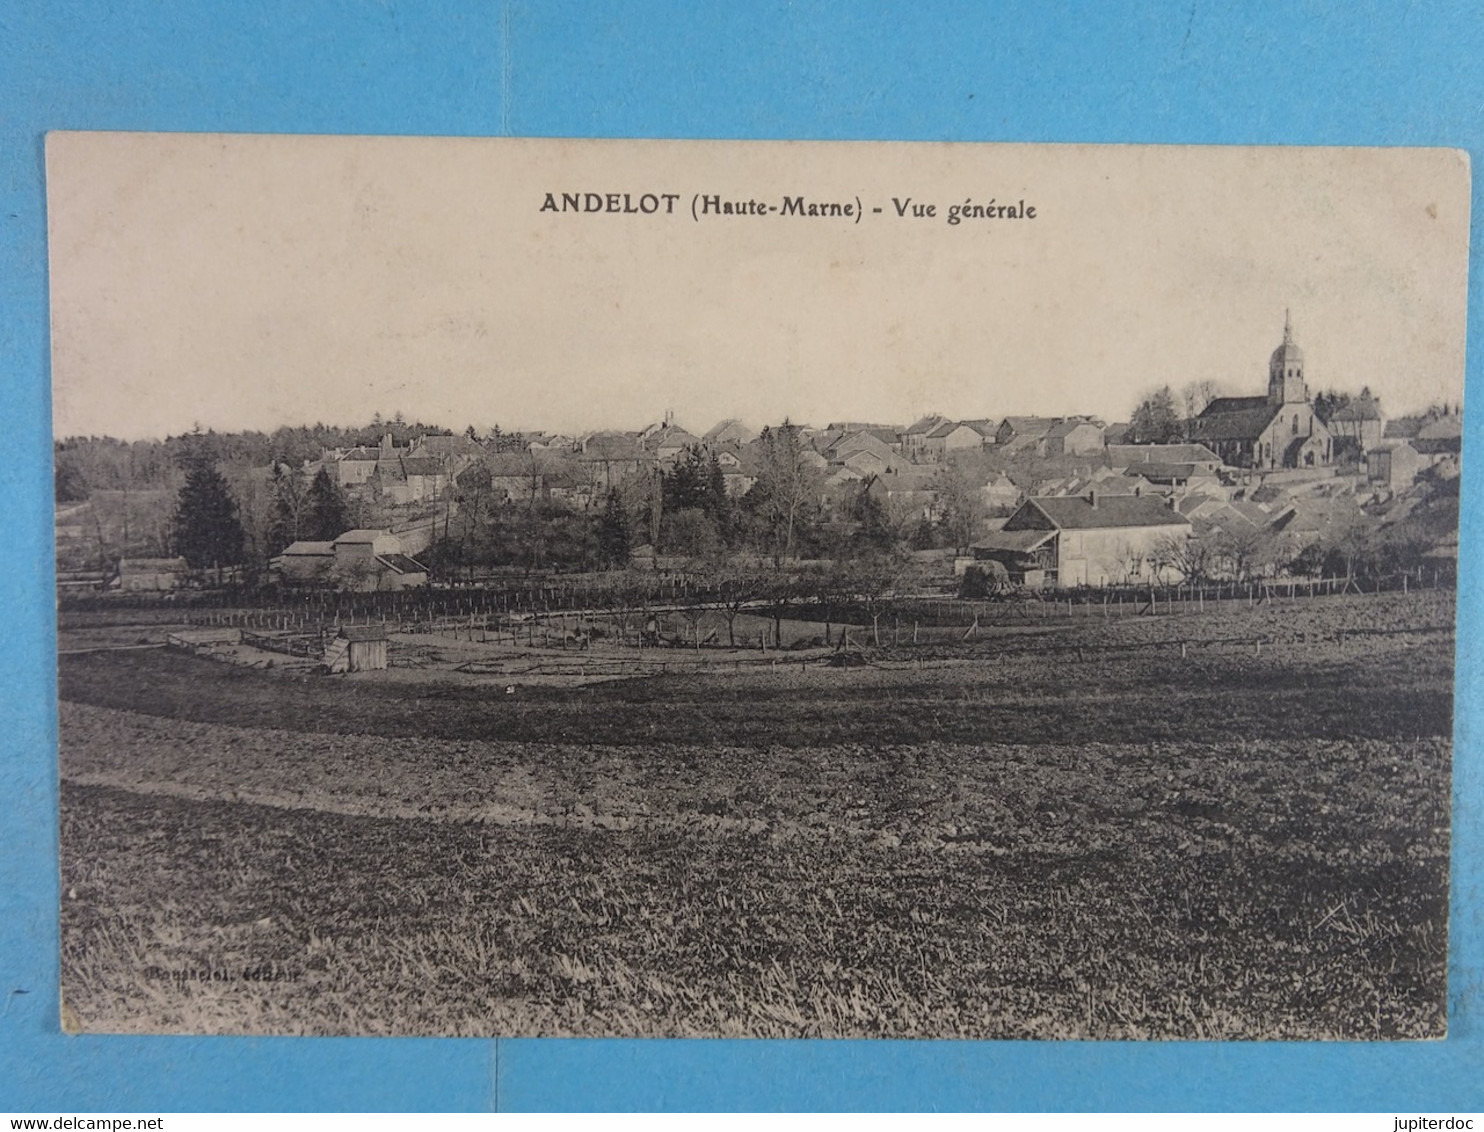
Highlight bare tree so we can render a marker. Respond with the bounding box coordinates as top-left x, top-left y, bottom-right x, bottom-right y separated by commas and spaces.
1179, 380, 1221, 422
932, 462, 986, 554
750, 421, 822, 564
